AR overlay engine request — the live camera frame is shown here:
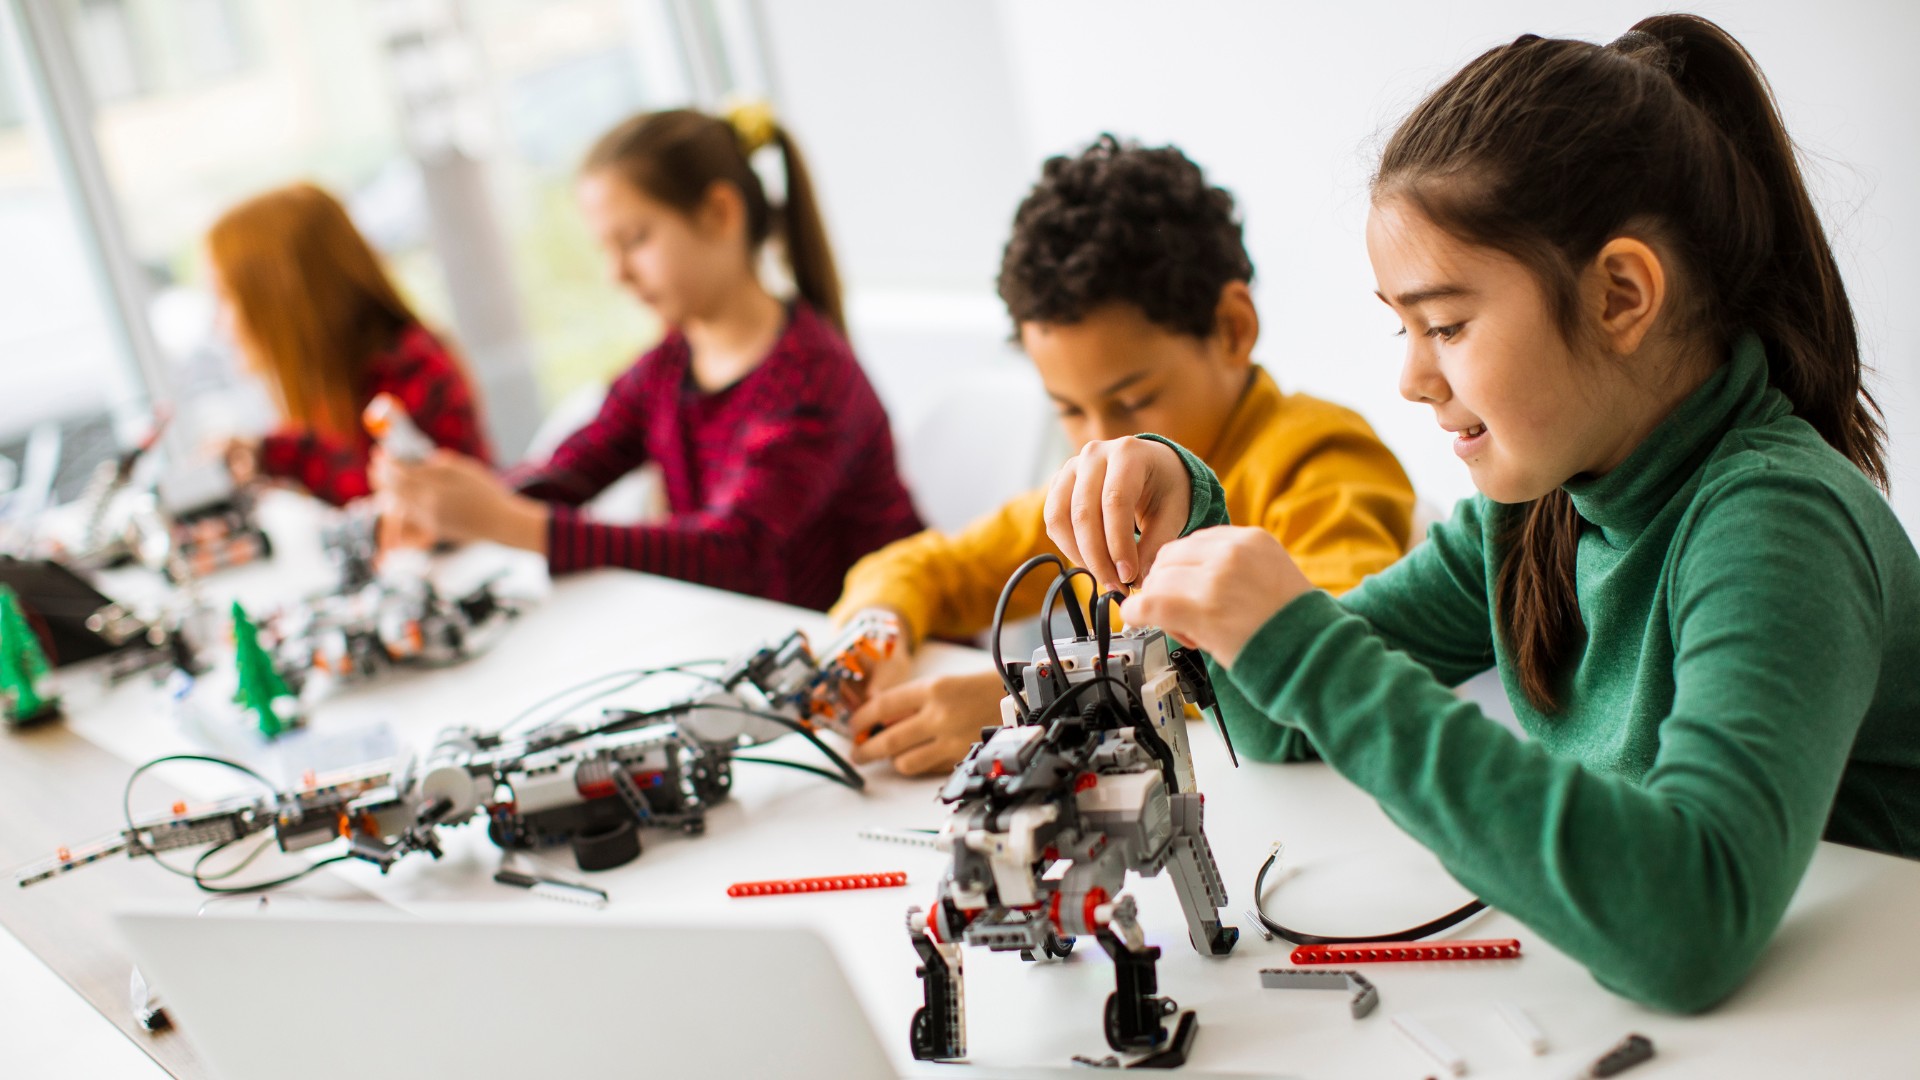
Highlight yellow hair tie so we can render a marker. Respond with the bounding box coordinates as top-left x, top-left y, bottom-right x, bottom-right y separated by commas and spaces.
722, 98, 778, 155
